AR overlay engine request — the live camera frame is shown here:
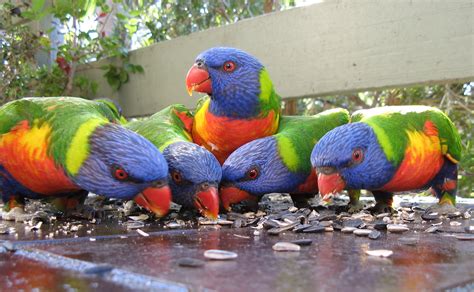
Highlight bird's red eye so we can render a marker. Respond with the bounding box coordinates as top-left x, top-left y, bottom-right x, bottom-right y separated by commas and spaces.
171, 171, 182, 183
246, 168, 259, 180
352, 149, 364, 163
114, 167, 128, 180
223, 61, 236, 72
